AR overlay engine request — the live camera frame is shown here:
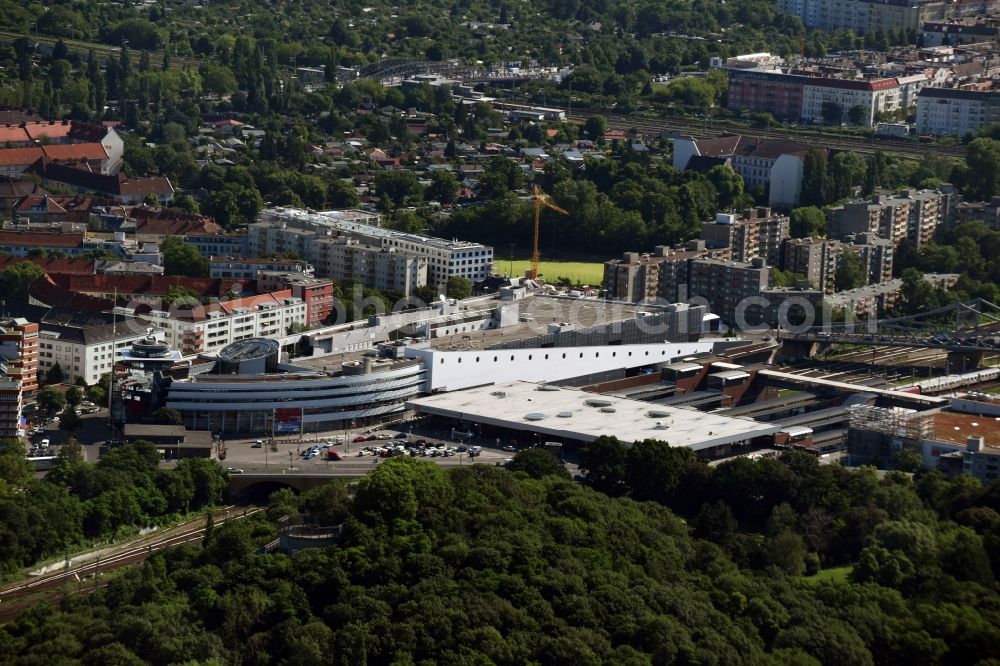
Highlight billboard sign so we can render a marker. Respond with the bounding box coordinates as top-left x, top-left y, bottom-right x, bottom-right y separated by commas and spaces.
274, 408, 301, 434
